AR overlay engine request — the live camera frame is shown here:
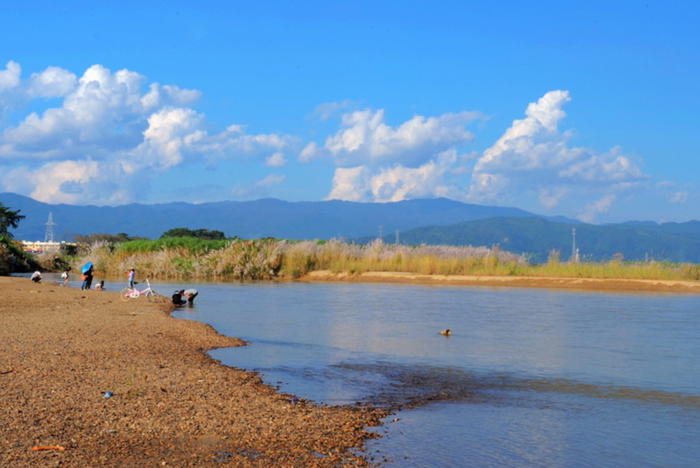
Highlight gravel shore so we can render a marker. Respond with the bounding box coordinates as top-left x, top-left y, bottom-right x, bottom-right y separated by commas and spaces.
0, 277, 387, 467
